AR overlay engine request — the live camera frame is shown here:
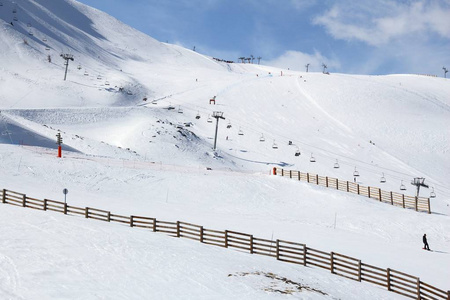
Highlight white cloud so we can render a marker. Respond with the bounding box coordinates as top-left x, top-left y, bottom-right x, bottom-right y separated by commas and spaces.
313, 1, 450, 46
264, 50, 341, 73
